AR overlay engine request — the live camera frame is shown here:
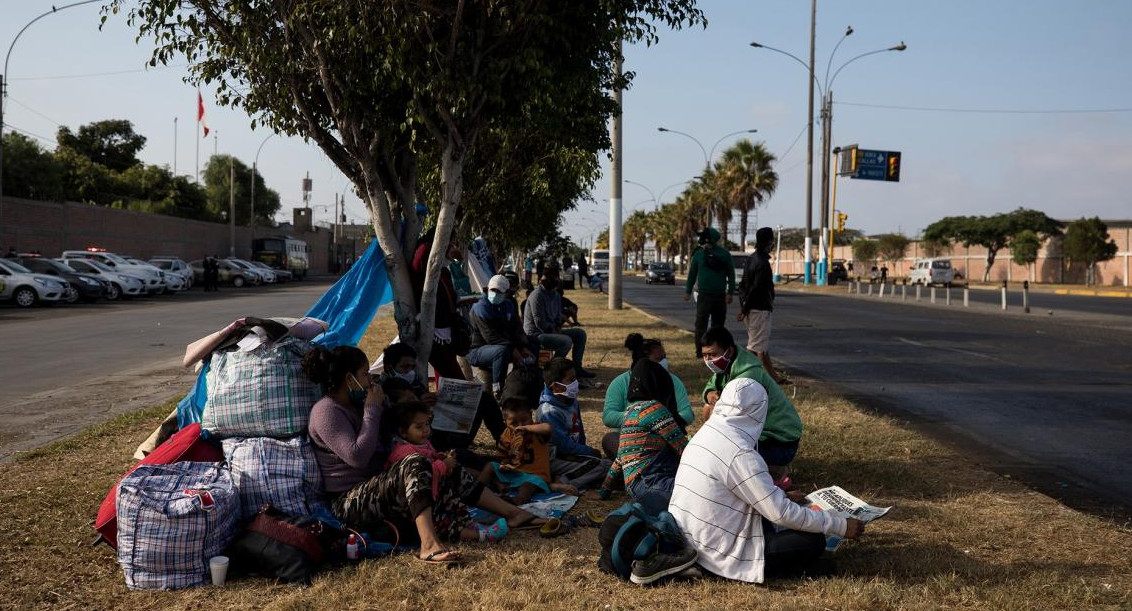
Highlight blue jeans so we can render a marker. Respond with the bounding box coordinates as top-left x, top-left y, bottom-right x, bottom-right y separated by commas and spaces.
467, 344, 511, 386
627, 448, 680, 516
538, 327, 587, 370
